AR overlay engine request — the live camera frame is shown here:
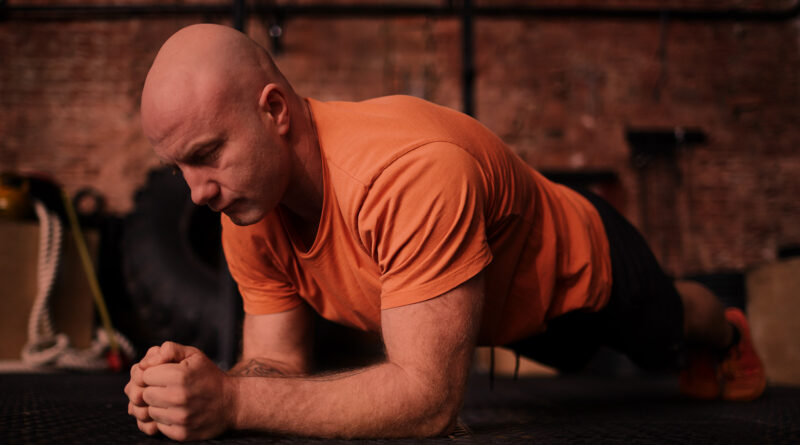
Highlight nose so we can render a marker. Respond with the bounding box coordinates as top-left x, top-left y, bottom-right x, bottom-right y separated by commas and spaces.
182, 168, 219, 207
